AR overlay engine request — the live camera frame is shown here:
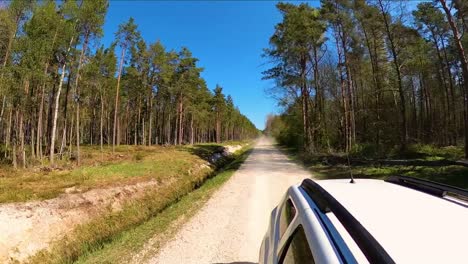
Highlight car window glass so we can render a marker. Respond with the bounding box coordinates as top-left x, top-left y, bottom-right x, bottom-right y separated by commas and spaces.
279, 198, 296, 238
281, 225, 314, 264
